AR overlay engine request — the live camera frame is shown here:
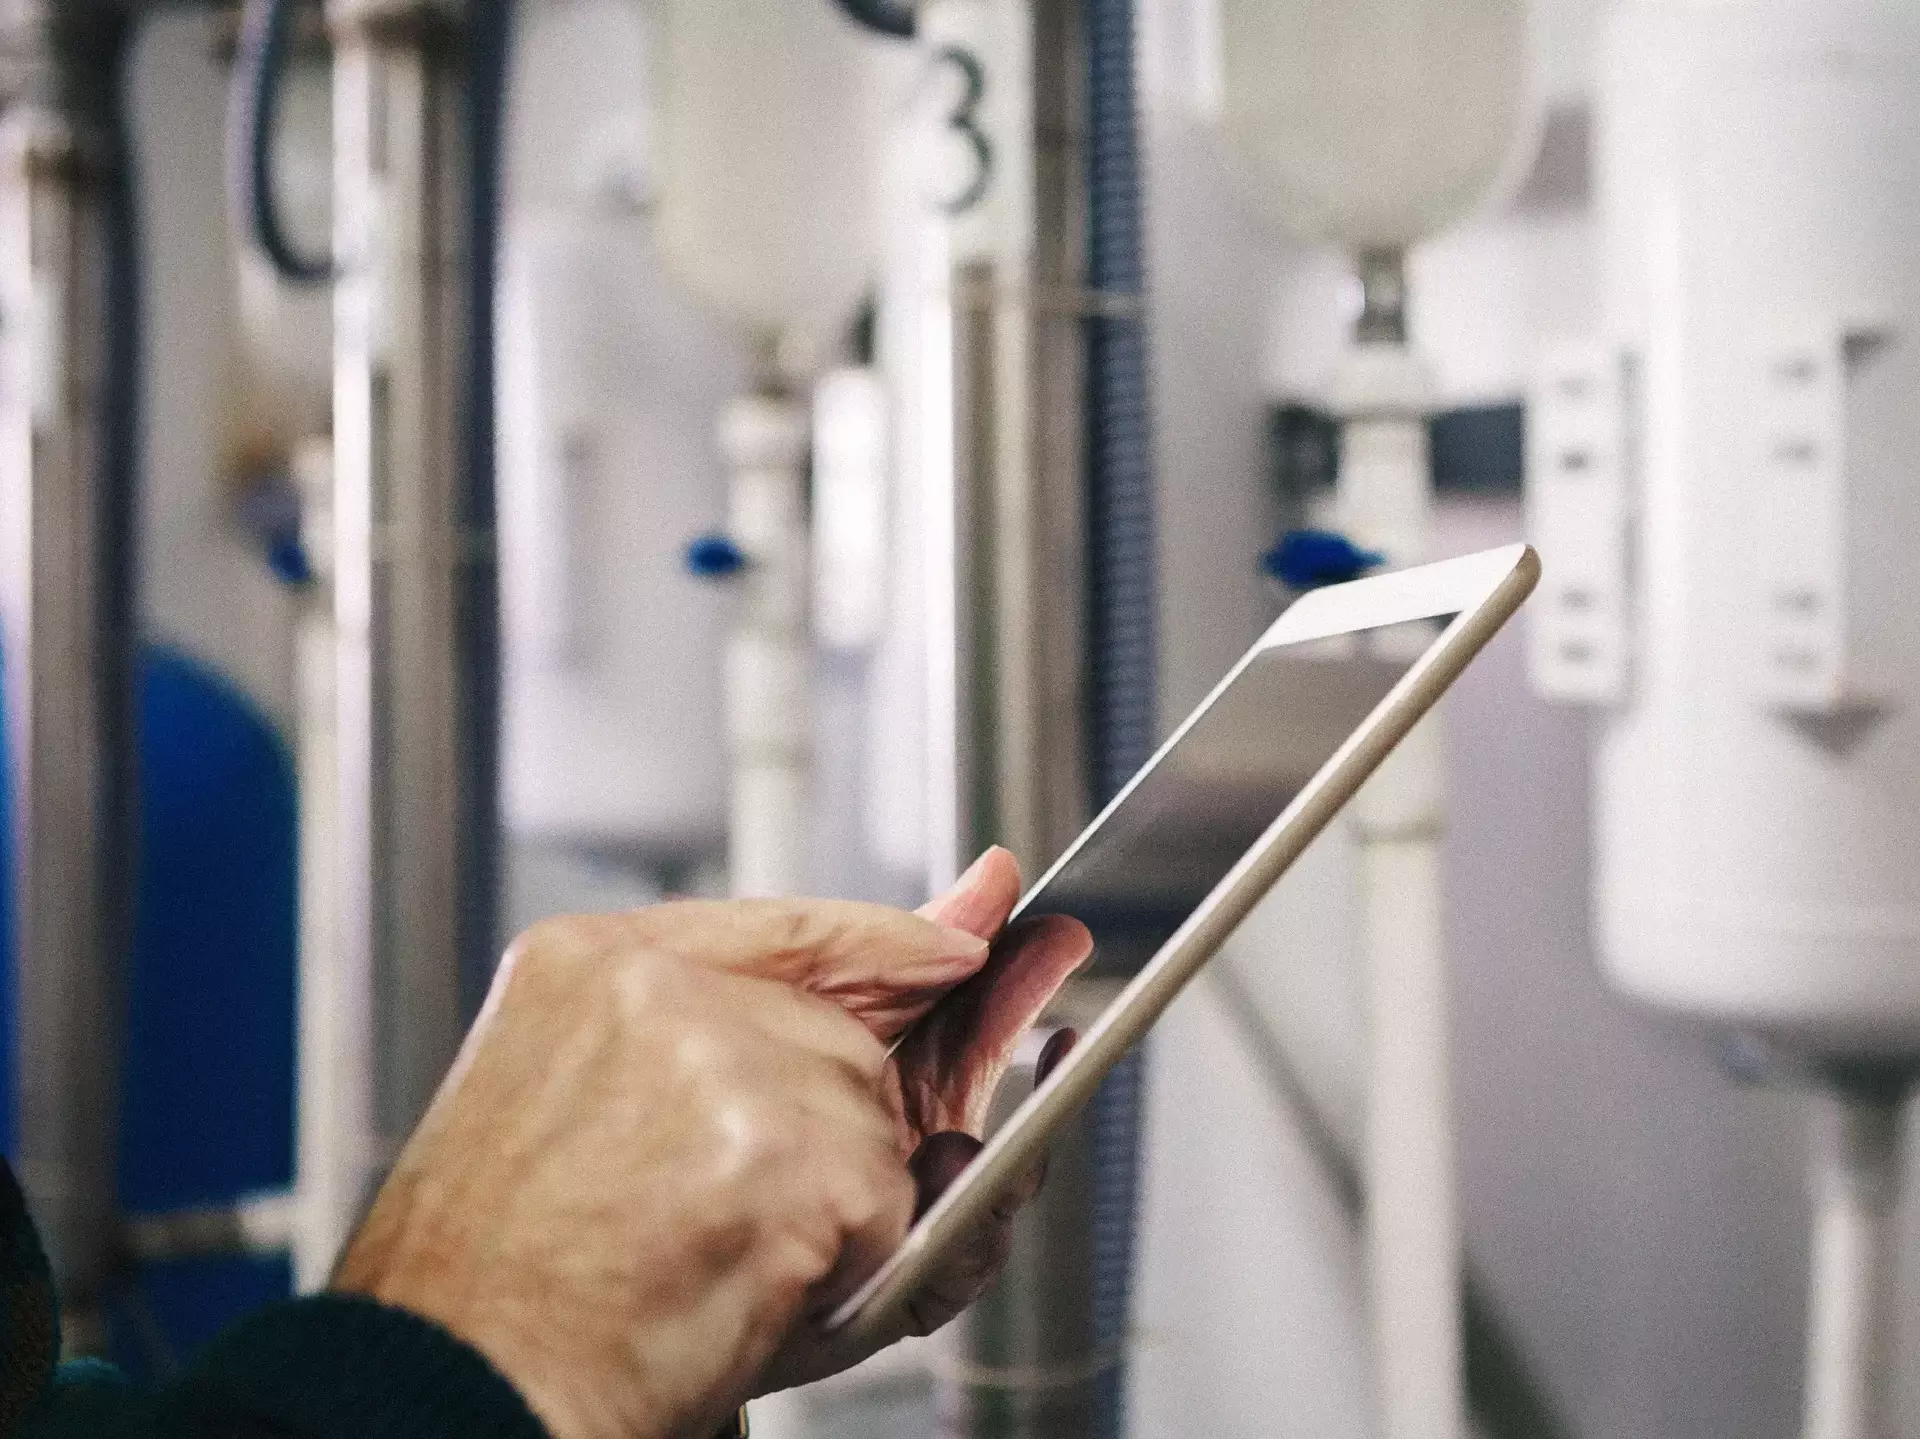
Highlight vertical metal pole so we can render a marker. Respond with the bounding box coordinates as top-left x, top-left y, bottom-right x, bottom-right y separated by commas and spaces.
1802, 1081, 1904, 1439
938, 1, 1106, 1435
329, 0, 473, 1158
0, 13, 133, 1353
948, 0, 1087, 879
1333, 249, 1463, 1439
